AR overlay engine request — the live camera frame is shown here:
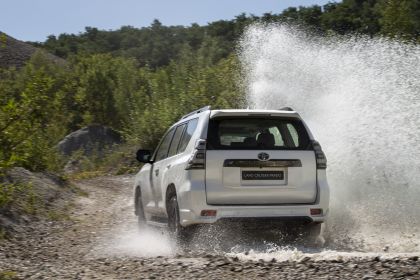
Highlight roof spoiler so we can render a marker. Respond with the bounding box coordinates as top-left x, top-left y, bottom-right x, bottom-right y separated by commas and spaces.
180, 105, 211, 120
